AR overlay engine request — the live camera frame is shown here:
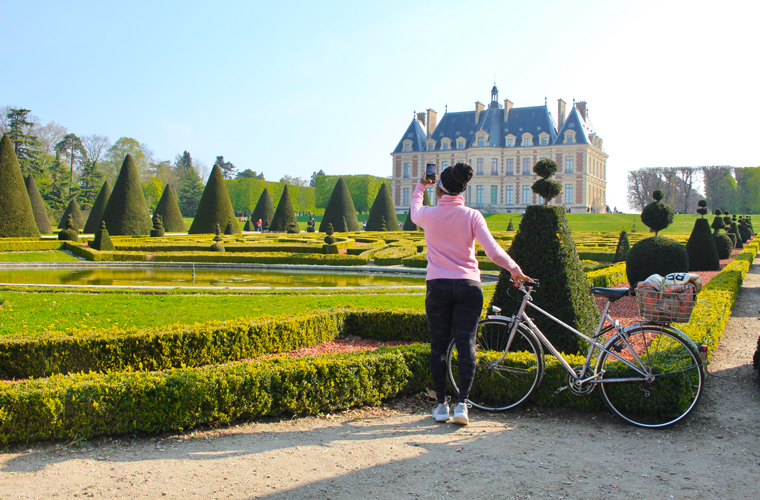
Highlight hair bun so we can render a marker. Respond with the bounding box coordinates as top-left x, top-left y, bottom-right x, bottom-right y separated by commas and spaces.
452, 163, 473, 184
